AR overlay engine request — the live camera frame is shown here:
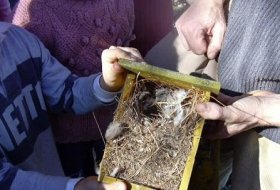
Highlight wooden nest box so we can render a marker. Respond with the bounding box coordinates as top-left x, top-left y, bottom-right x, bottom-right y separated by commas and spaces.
98, 59, 220, 190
